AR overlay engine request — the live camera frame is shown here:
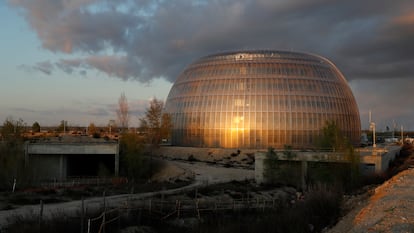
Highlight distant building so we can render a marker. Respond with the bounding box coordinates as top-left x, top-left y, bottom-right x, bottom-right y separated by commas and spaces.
165, 50, 360, 149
